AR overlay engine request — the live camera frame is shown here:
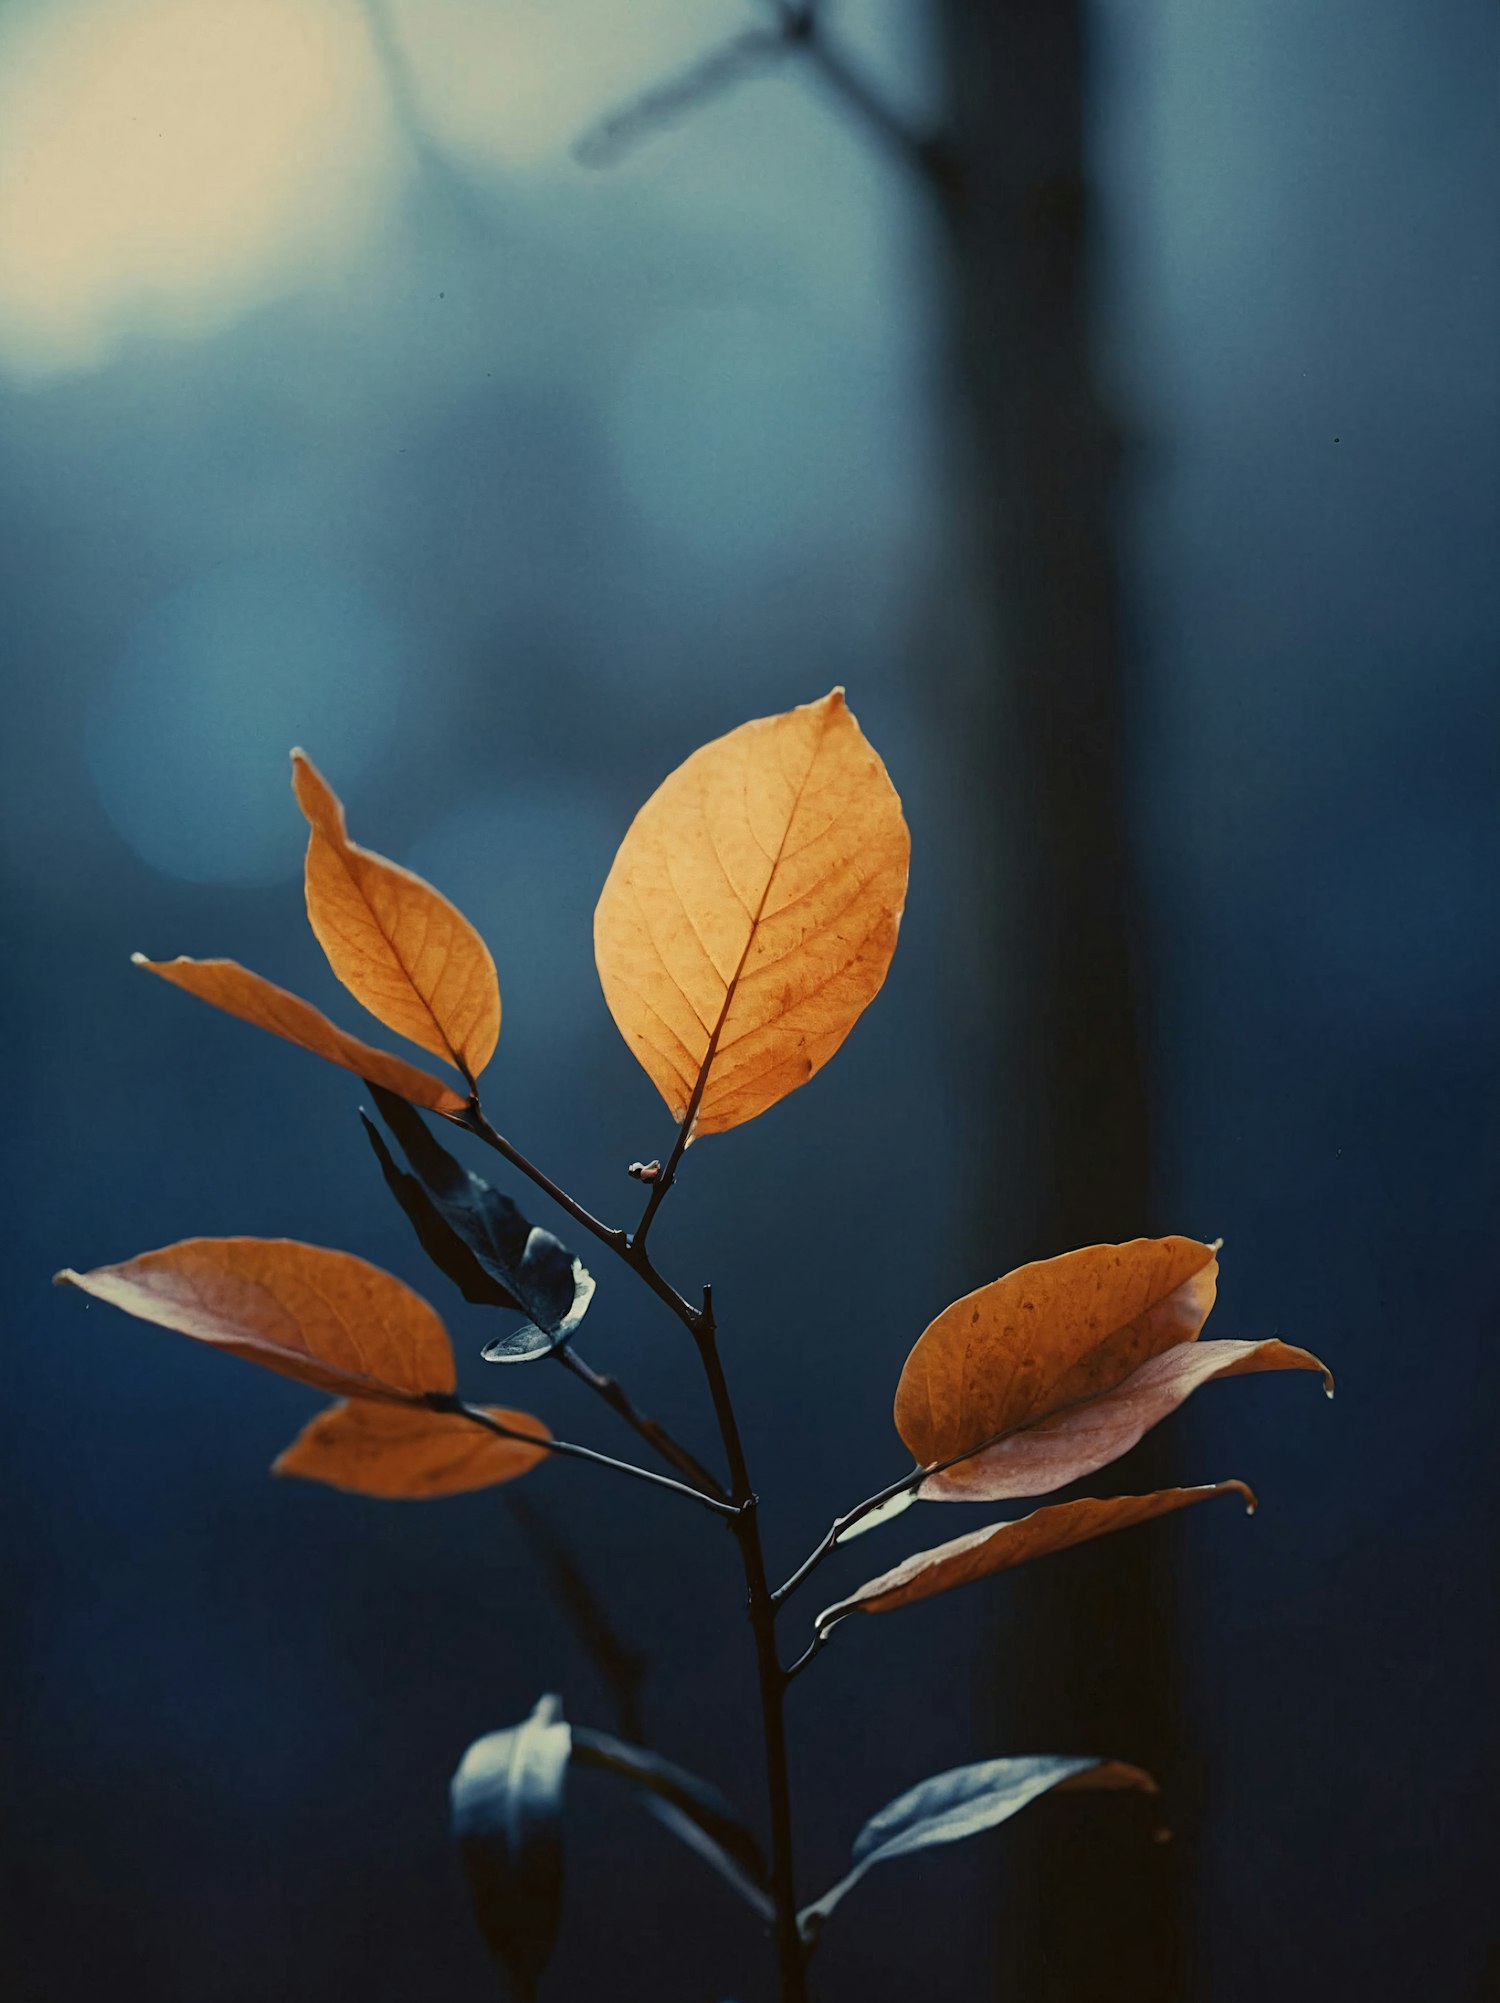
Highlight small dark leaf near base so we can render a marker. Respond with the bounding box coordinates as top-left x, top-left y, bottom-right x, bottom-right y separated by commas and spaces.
452, 1698, 771, 1991
451, 1696, 571, 1999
